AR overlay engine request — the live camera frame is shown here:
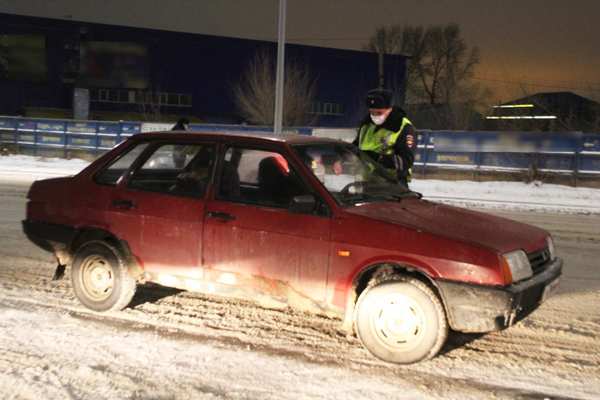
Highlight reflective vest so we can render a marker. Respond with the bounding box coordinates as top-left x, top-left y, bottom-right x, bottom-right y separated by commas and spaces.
358, 117, 413, 155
